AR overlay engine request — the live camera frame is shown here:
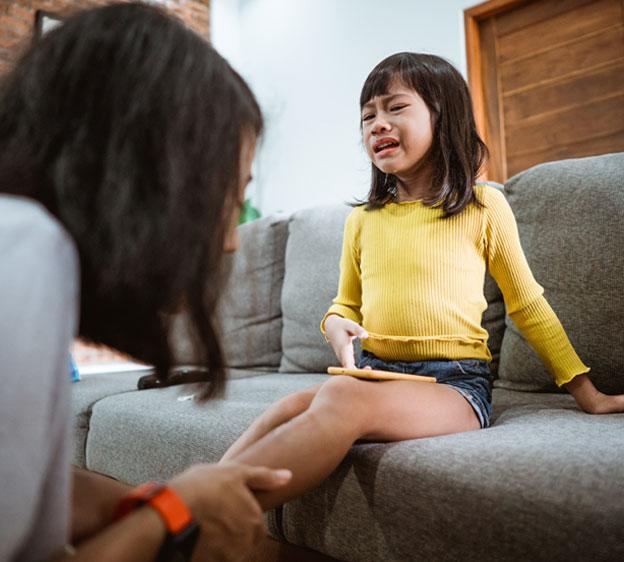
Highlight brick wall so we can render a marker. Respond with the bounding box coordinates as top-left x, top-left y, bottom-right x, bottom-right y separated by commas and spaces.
0, 0, 210, 75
